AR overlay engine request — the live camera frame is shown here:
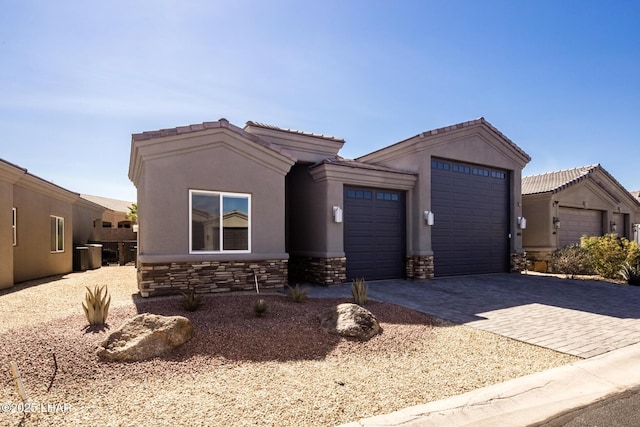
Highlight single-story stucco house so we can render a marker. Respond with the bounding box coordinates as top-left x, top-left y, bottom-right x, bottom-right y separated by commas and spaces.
0, 158, 106, 289
522, 164, 640, 267
129, 117, 531, 297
